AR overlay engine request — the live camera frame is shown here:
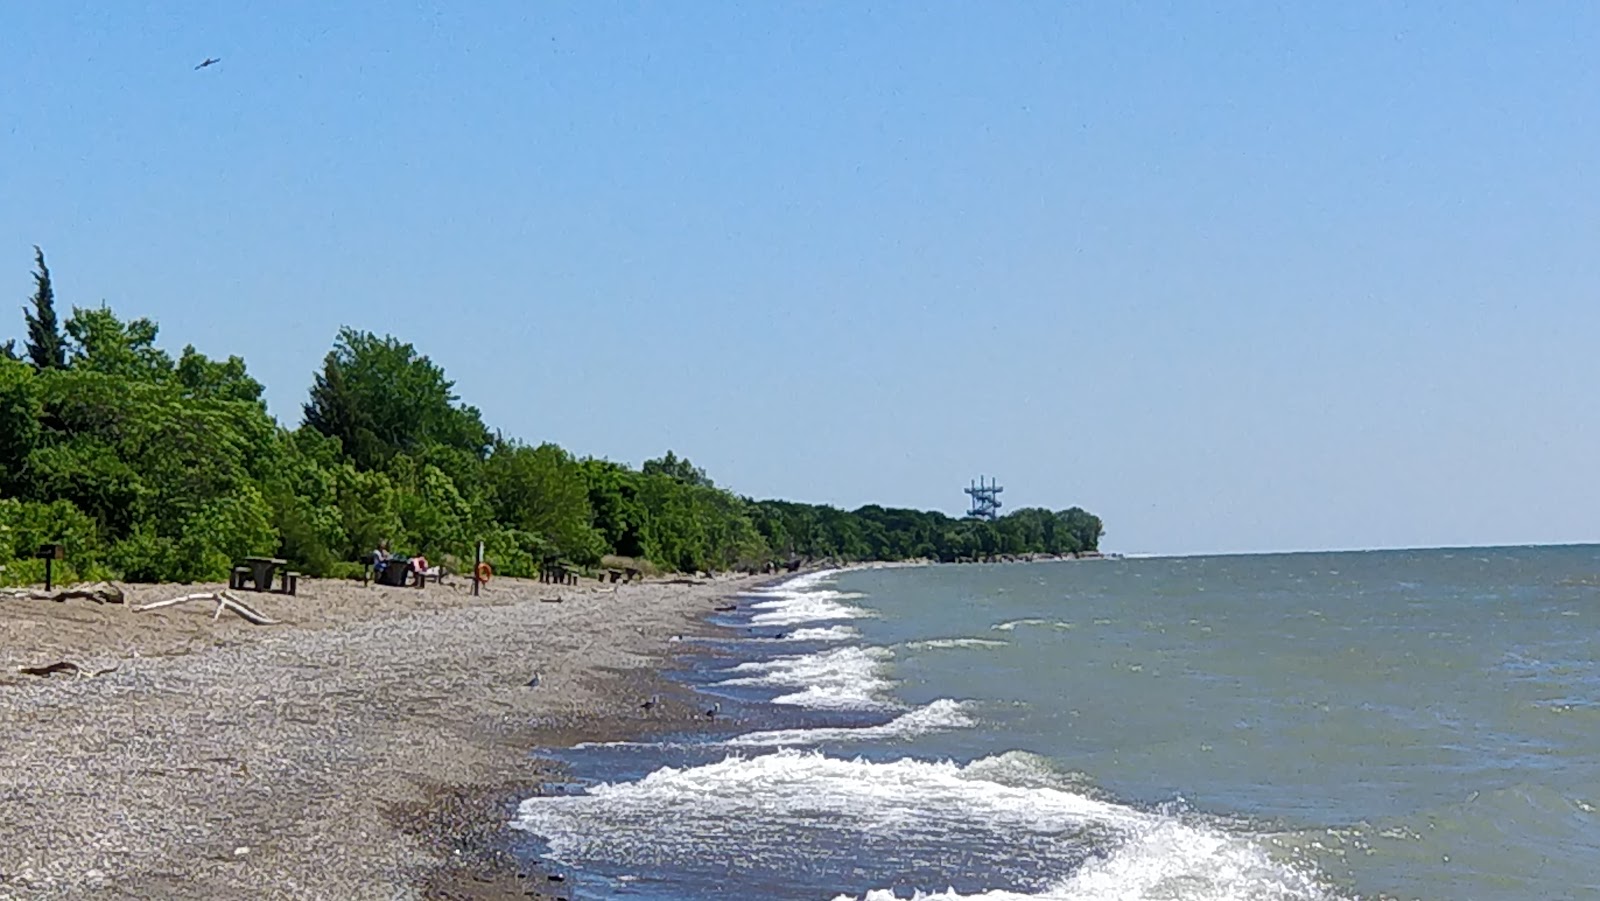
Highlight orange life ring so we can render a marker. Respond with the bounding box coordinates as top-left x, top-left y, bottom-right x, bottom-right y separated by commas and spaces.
474, 561, 493, 584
